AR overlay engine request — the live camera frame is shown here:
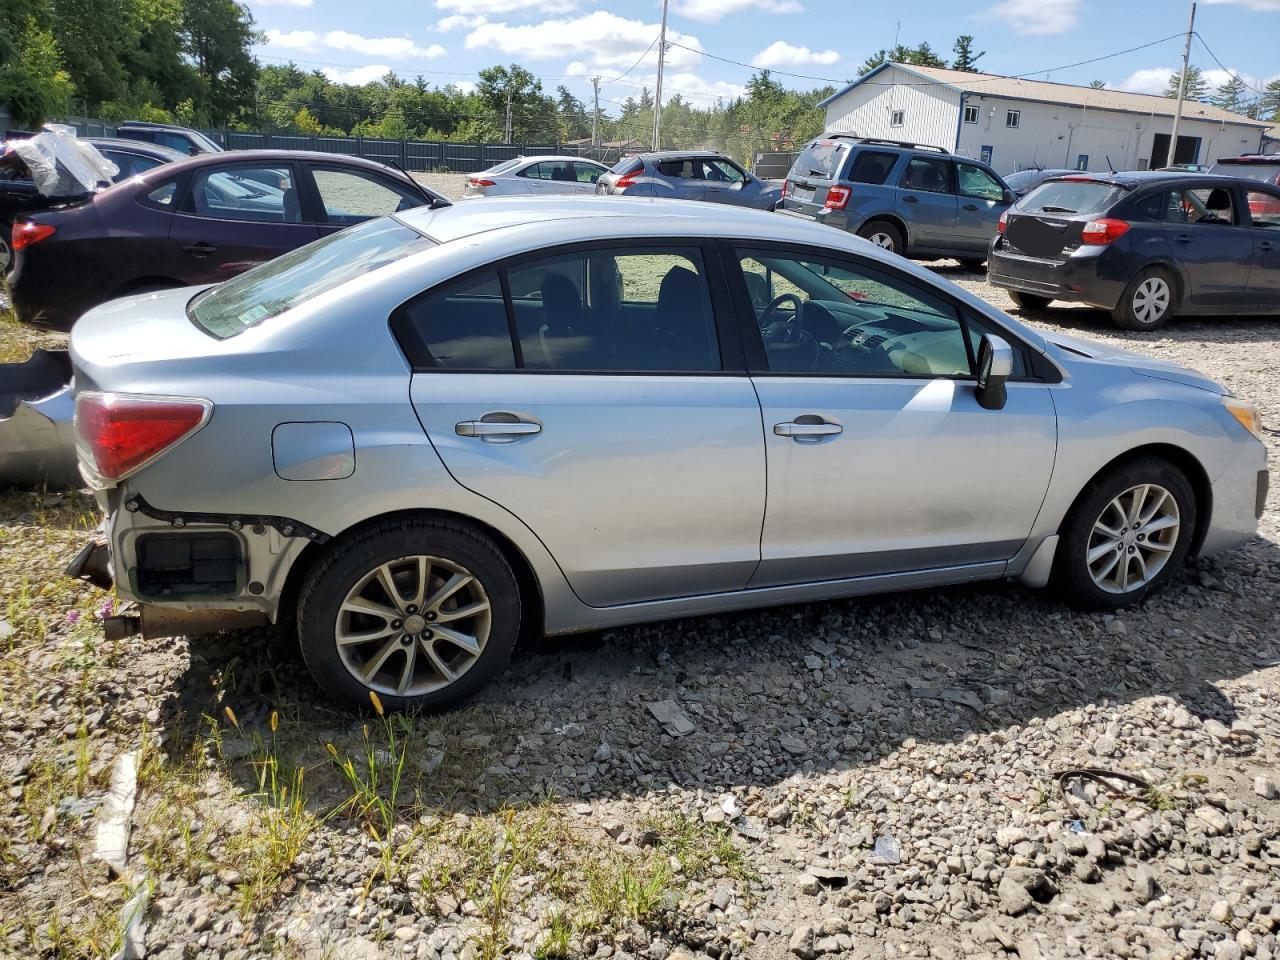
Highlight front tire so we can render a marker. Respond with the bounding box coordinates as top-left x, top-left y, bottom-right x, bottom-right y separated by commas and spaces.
297, 518, 521, 712
1053, 456, 1196, 610
1113, 267, 1176, 330
857, 220, 904, 255
1009, 290, 1052, 311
